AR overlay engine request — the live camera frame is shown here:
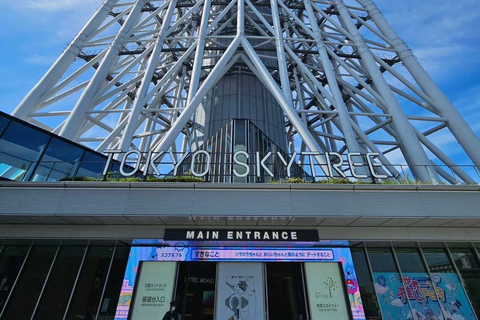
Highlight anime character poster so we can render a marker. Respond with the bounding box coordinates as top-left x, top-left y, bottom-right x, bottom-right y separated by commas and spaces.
431, 273, 476, 320
373, 272, 476, 320
373, 273, 413, 320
